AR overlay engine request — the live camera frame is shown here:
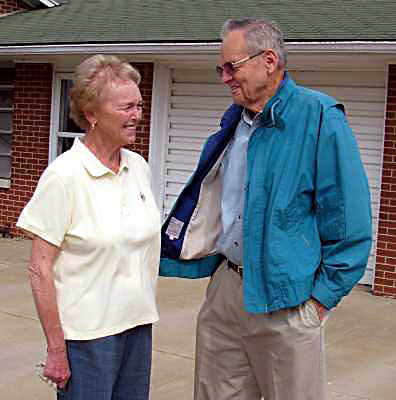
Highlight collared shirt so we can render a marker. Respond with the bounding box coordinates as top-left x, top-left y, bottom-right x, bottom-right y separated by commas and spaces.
17, 138, 161, 340
216, 109, 260, 265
